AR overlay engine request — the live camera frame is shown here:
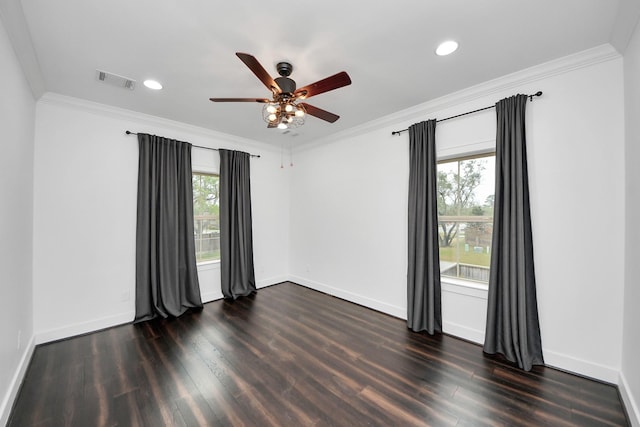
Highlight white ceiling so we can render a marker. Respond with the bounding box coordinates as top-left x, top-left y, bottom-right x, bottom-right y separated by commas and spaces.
3, 0, 639, 146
